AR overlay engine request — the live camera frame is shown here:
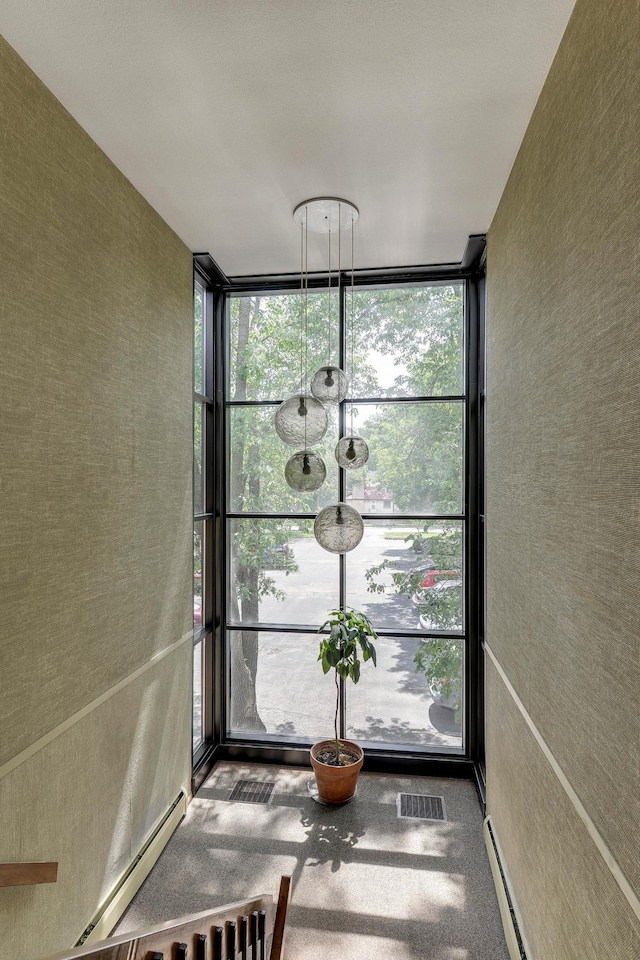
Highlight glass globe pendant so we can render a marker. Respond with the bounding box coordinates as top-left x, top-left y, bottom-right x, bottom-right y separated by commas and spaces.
311, 365, 349, 404
314, 502, 364, 554
335, 435, 369, 470
274, 394, 328, 447
285, 450, 326, 492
